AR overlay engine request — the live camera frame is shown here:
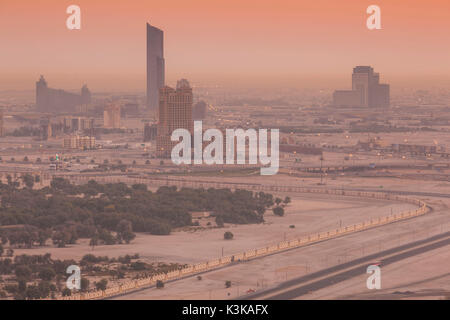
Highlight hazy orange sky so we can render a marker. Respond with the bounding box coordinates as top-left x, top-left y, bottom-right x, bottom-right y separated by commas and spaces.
0, 0, 449, 91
